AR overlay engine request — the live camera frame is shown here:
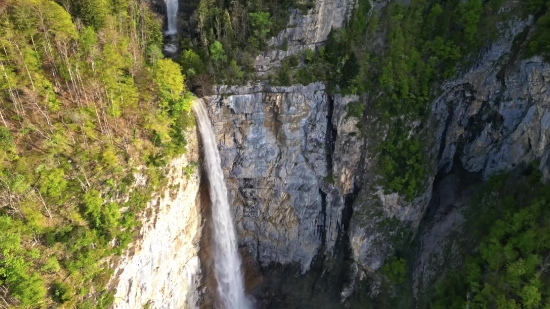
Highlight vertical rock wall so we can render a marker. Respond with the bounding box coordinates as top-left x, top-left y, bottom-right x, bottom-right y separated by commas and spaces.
203, 84, 364, 308
111, 132, 202, 309
254, 0, 355, 74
